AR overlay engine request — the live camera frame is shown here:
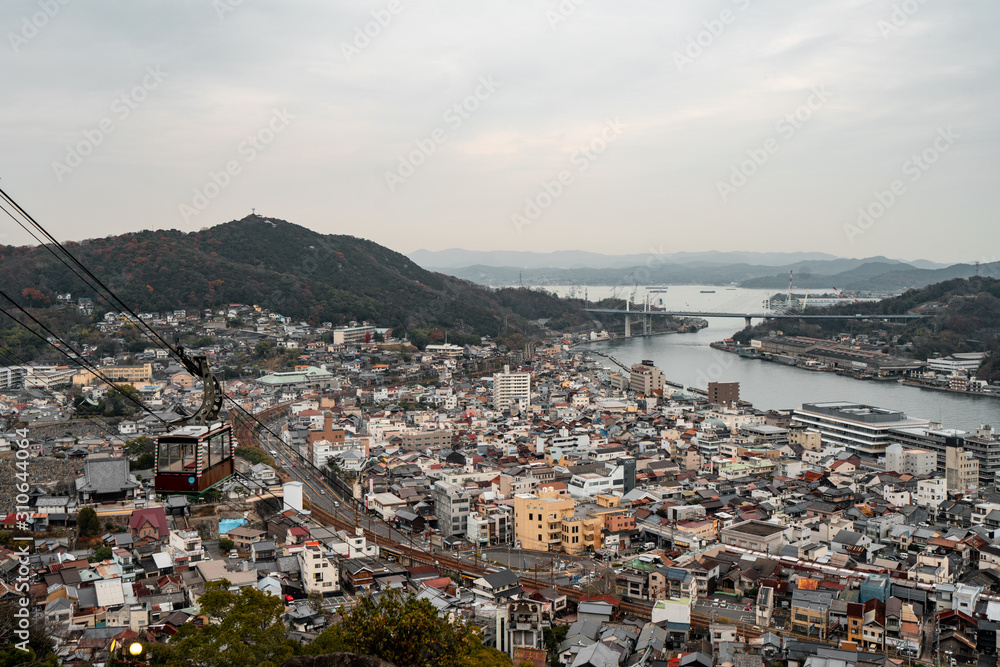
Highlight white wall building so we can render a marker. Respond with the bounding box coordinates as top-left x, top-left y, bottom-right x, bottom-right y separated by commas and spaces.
883, 444, 937, 477
493, 366, 531, 412
297, 541, 340, 595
